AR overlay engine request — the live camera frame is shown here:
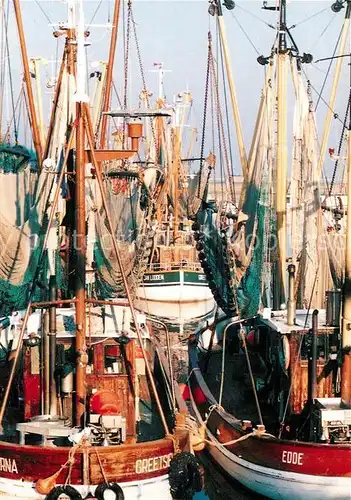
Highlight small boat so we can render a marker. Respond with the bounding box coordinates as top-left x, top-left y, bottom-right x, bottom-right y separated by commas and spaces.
134, 81, 215, 327
188, 1, 351, 499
